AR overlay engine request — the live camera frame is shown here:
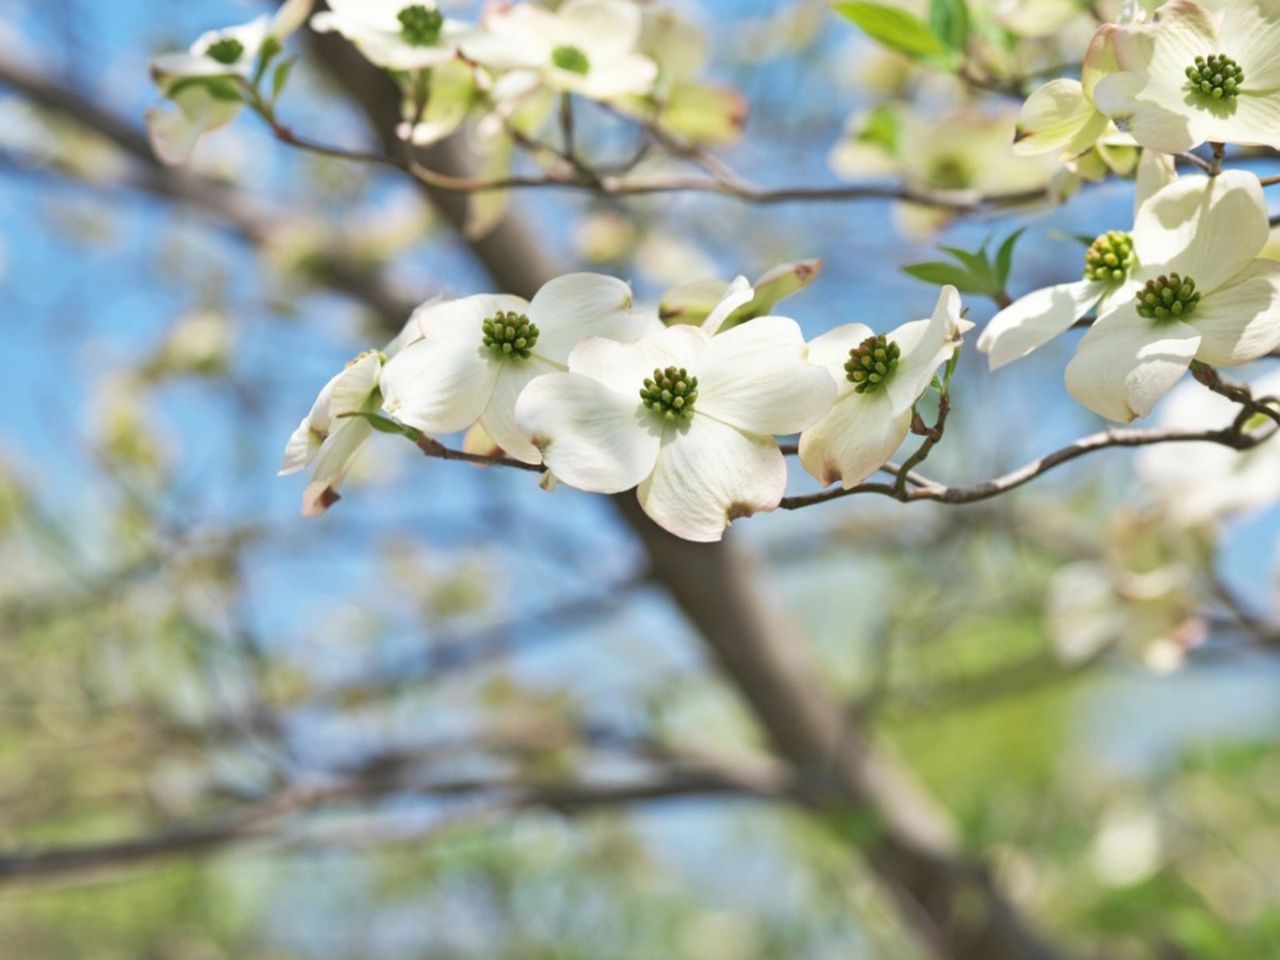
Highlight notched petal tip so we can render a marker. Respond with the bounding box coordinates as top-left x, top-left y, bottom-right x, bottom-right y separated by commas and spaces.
302, 484, 341, 518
